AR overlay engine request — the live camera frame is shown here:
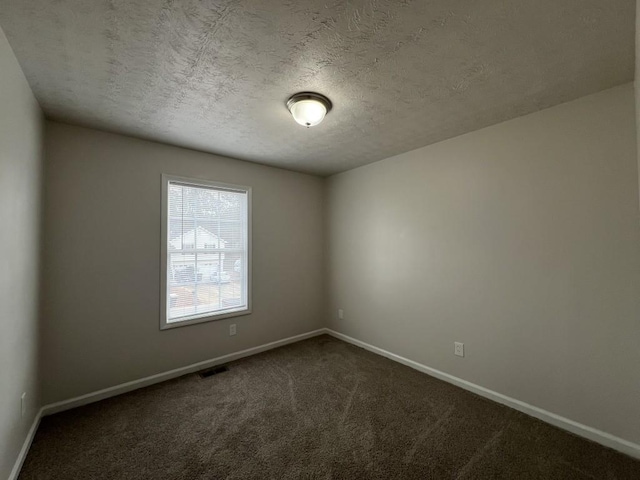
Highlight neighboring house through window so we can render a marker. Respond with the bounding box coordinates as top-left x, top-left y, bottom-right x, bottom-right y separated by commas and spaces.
160, 174, 251, 329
